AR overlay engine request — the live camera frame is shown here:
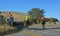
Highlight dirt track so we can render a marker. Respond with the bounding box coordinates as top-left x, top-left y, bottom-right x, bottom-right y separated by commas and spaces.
4, 22, 60, 36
